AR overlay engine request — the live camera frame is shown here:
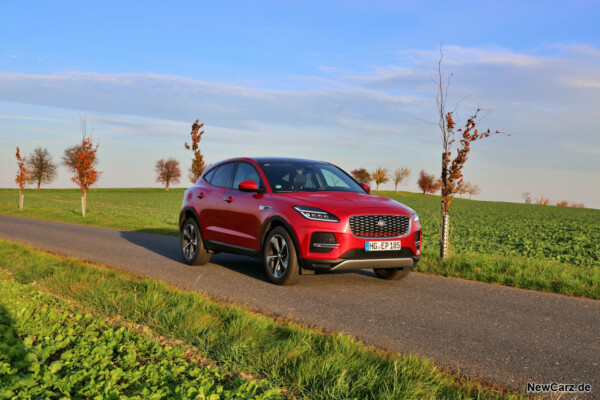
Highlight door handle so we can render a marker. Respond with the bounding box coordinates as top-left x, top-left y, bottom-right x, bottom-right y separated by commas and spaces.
196, 192, 205, 199
224, 196, 233, 203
